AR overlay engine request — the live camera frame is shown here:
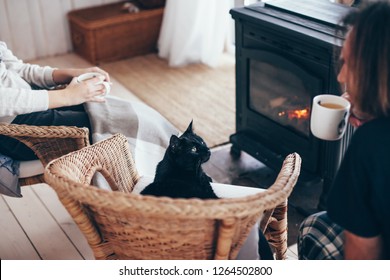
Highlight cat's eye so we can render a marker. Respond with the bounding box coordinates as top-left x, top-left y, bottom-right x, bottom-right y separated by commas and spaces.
191, 147, 197, 153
